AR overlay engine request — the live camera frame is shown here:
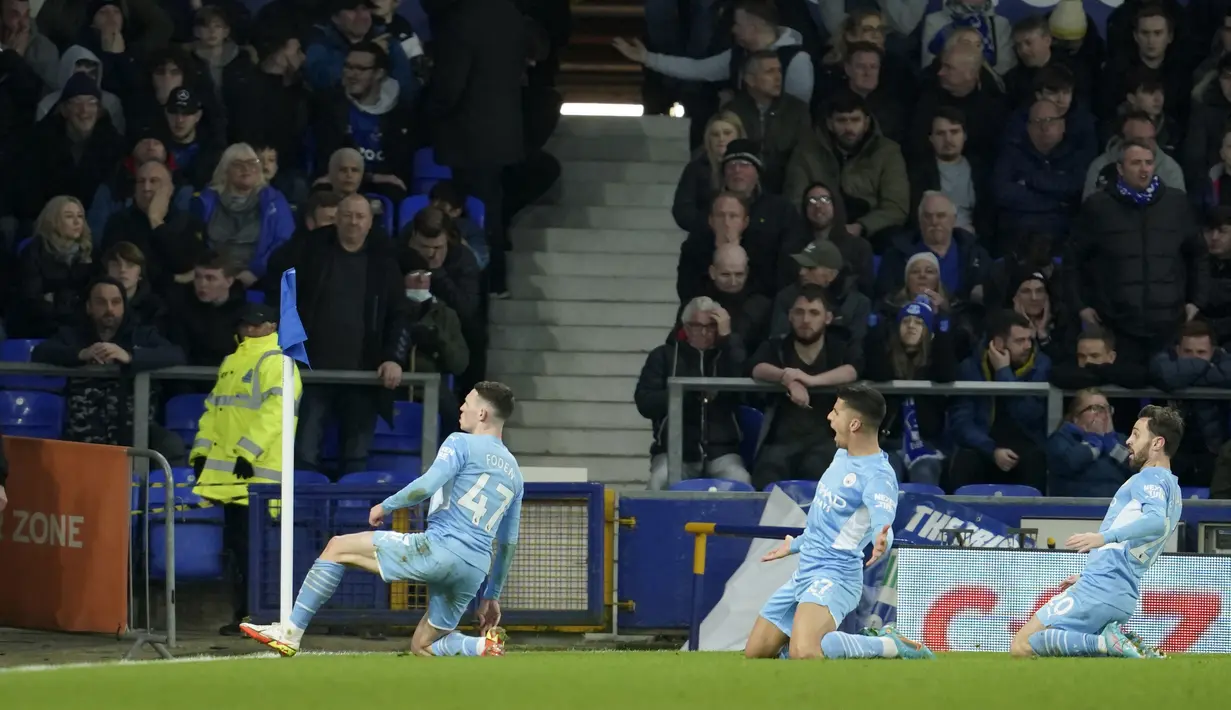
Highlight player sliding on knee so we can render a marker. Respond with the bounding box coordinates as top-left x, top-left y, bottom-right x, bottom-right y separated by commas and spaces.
1010, 405, 1181, 660
744, 384, 933, 661
239, 382, 523, 659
